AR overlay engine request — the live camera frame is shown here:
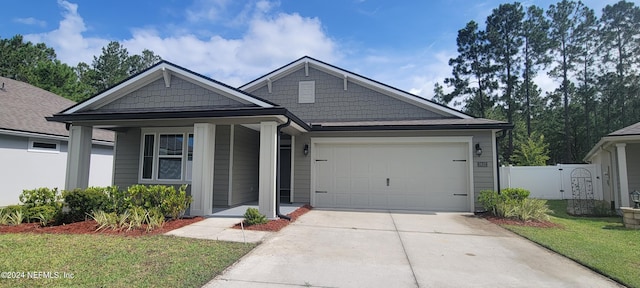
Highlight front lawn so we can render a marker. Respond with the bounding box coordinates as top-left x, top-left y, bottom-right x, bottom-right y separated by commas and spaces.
502, 200, 640, 287
0, 234, 255, 288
